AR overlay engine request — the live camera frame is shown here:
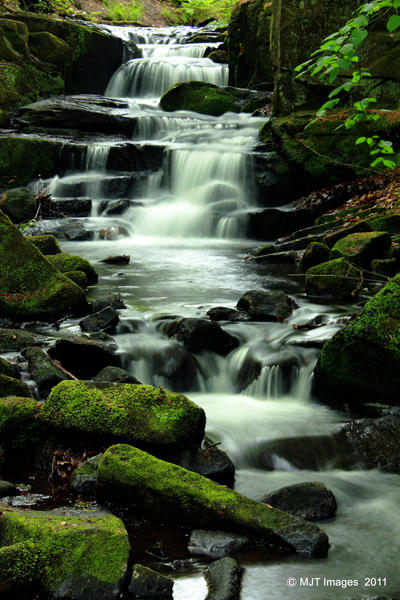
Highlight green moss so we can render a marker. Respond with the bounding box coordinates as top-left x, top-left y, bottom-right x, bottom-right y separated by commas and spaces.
46, 253, 98, 284
368, 211, 400, 234
40, 381, 206, 449
315, 273, 400, 404
160, 81, 239, 116
0, 374, 31, 398
0, 396, 39, 449
330, 231, 391, 267
0, 541, 43, 590
64, 269, 88, 289
0, 356, 18, 378
98, 444, 329, 558
29, 31, 72, 65
323, 220, 373, 248
0, 328, 44, 352
0, 504, 129, 594
0, 187, 36, 223
305, 258, 362, 299
0, 135, 59, 187
301, 241, 330, 269
26, 234, 61, 255
0, 211, 88, 320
